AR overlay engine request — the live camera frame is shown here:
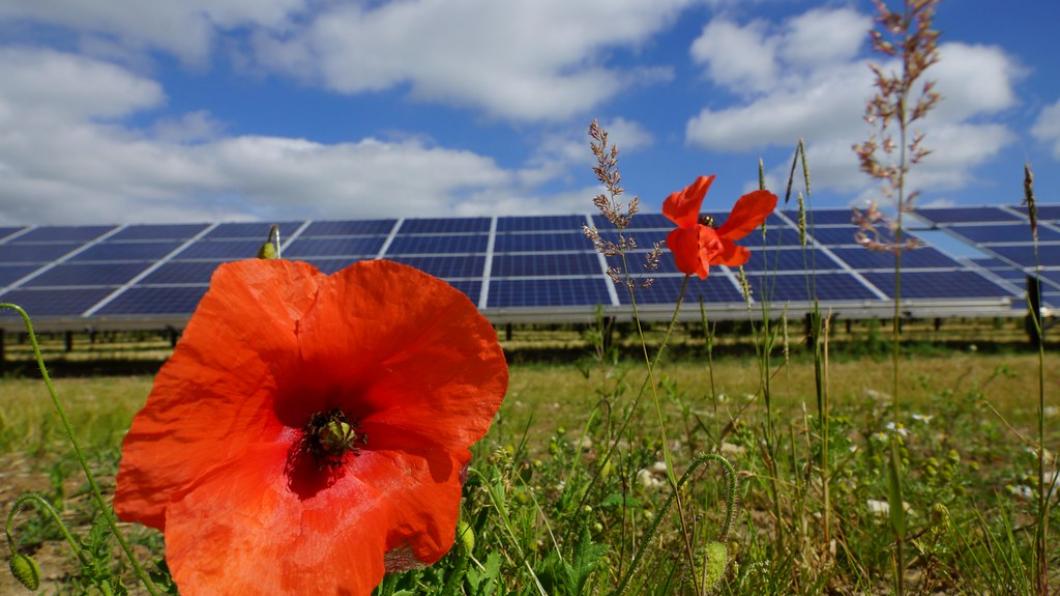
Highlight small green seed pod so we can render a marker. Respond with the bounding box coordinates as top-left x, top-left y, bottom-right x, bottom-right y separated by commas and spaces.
456, 520, 475, 553
9, 553, 41, 591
